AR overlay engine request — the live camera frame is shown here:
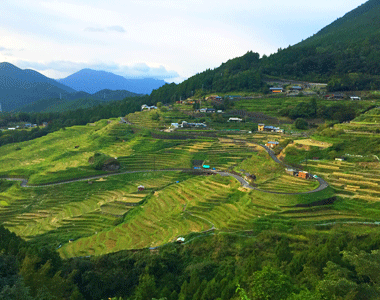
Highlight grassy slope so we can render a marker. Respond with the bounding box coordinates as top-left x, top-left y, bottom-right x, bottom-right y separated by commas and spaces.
2, 101, 380, 258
